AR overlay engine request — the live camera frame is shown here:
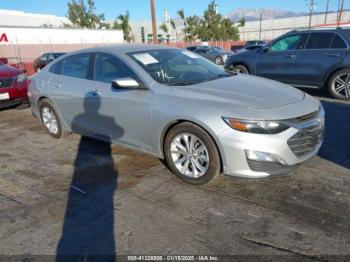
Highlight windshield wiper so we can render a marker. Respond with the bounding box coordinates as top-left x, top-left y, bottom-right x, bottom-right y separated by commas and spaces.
167, 80, 201, 86
201, 73, 233, 83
